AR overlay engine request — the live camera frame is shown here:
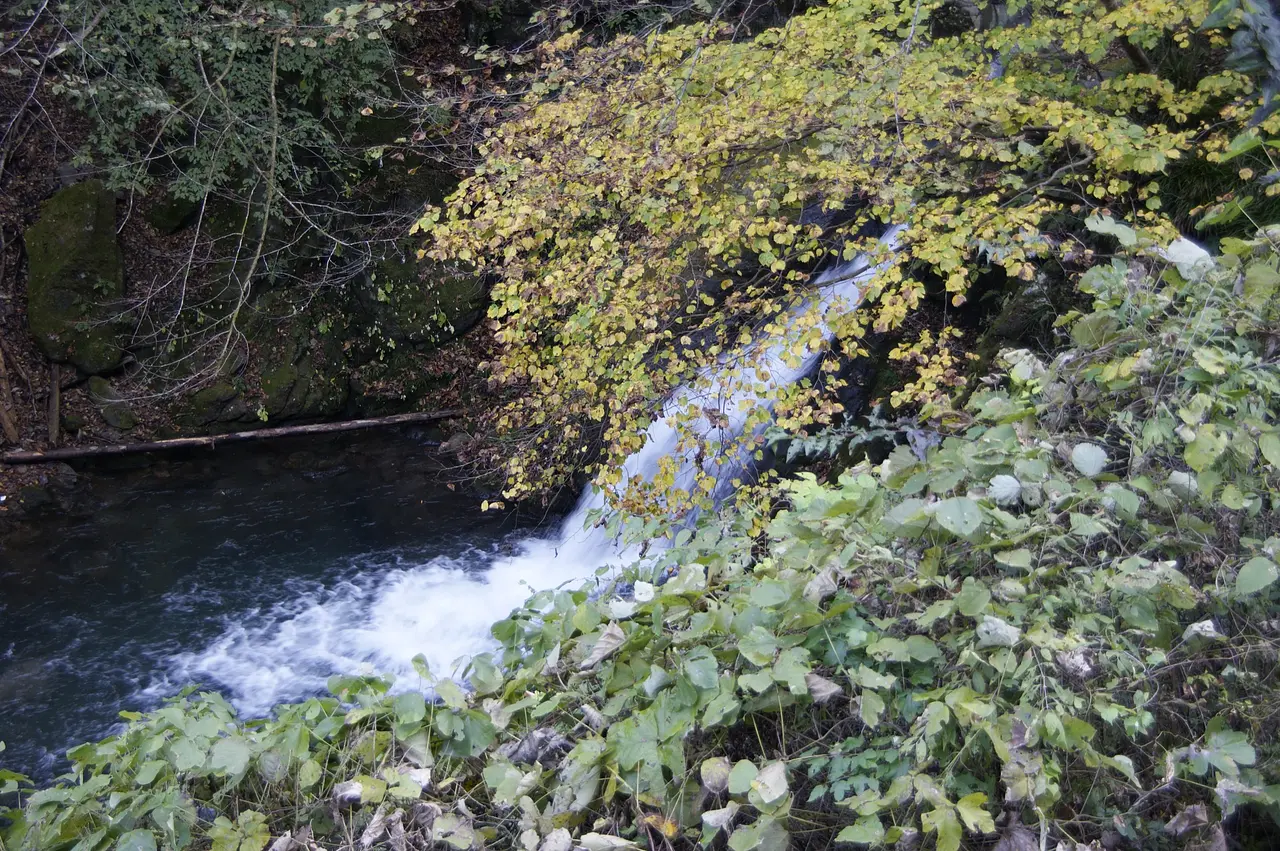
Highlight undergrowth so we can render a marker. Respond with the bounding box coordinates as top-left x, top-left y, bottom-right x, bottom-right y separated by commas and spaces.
4, 225, 1280, 850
